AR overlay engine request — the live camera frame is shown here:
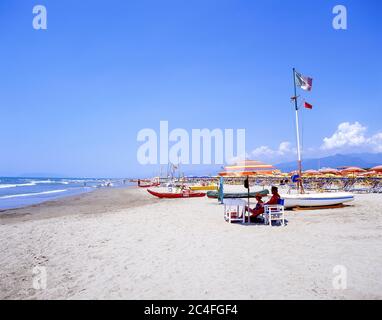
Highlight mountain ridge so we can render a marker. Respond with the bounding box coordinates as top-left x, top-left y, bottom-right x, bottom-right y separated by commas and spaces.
275, 153, 382, 172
